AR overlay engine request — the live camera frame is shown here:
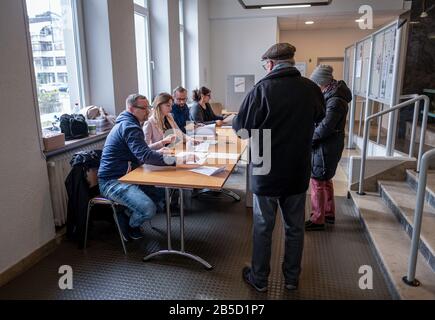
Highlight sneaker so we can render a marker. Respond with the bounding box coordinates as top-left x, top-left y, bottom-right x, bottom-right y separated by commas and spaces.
325, 216, 335, 224
115, 212, 130, 242
305, 220, 325, 231
242, 267, 267, 293
128, 226, 145, 240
